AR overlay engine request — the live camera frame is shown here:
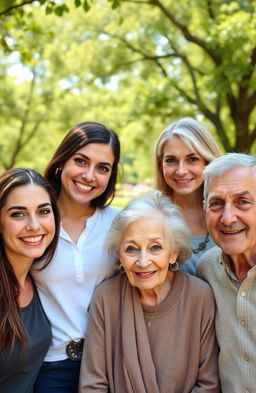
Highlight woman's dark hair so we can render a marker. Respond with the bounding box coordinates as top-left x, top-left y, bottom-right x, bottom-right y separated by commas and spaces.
45, 121, 121, 208
0, 168, 60, 350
